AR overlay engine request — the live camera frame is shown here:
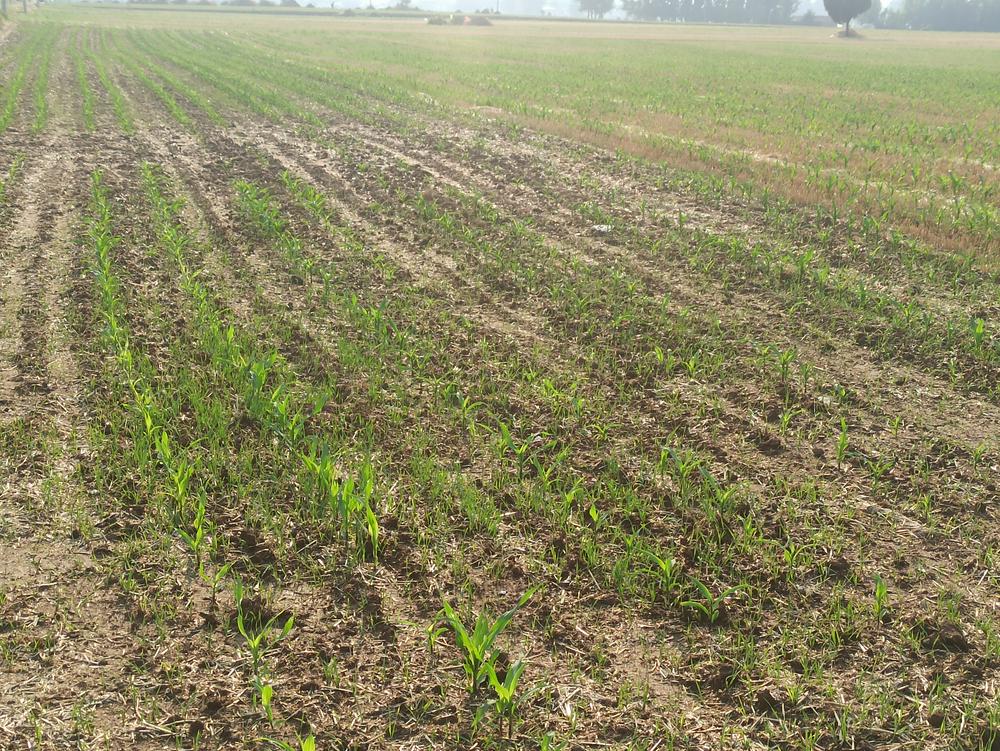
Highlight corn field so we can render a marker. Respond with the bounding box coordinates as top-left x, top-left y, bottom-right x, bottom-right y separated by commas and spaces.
0, 7, 998, 750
